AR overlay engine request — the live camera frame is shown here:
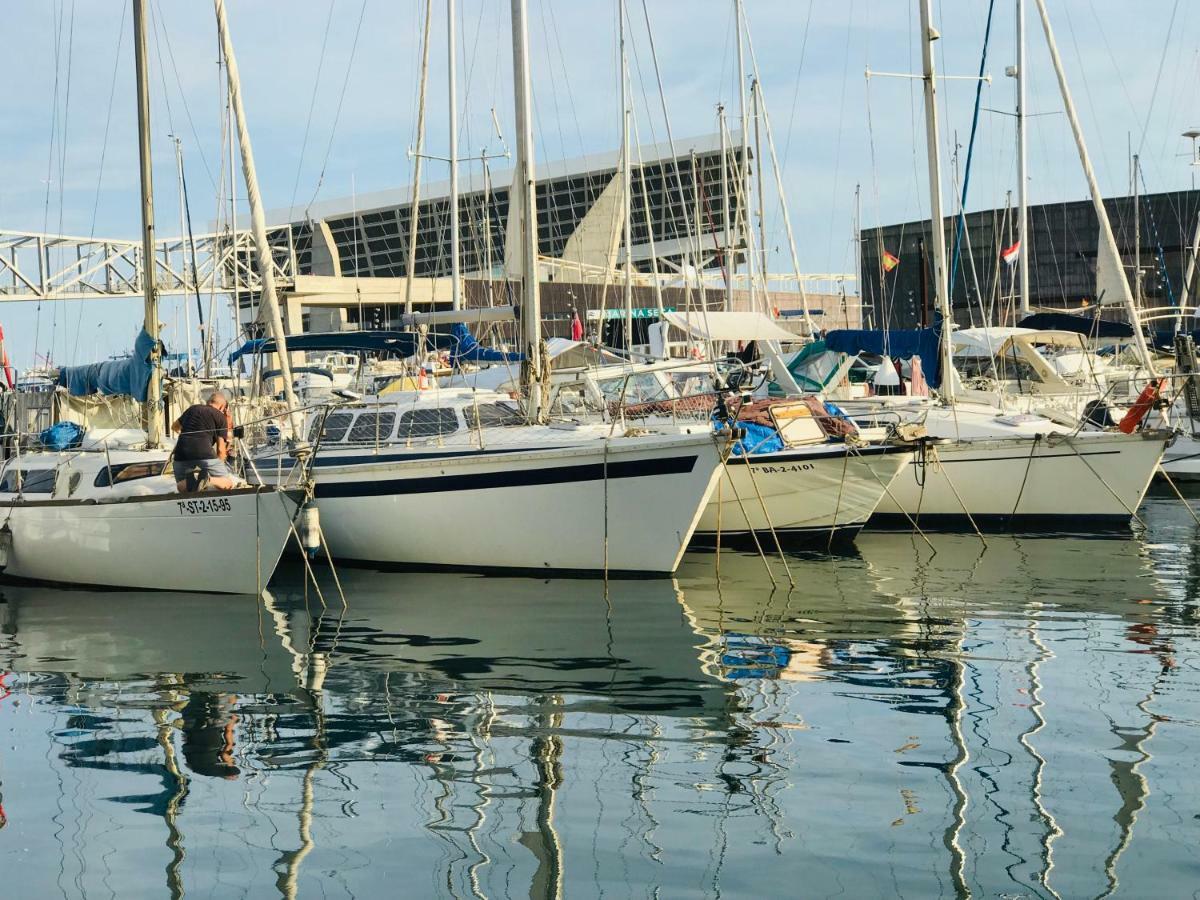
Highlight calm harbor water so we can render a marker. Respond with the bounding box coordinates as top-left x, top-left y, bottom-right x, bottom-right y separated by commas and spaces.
2, 497, 1200, 898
